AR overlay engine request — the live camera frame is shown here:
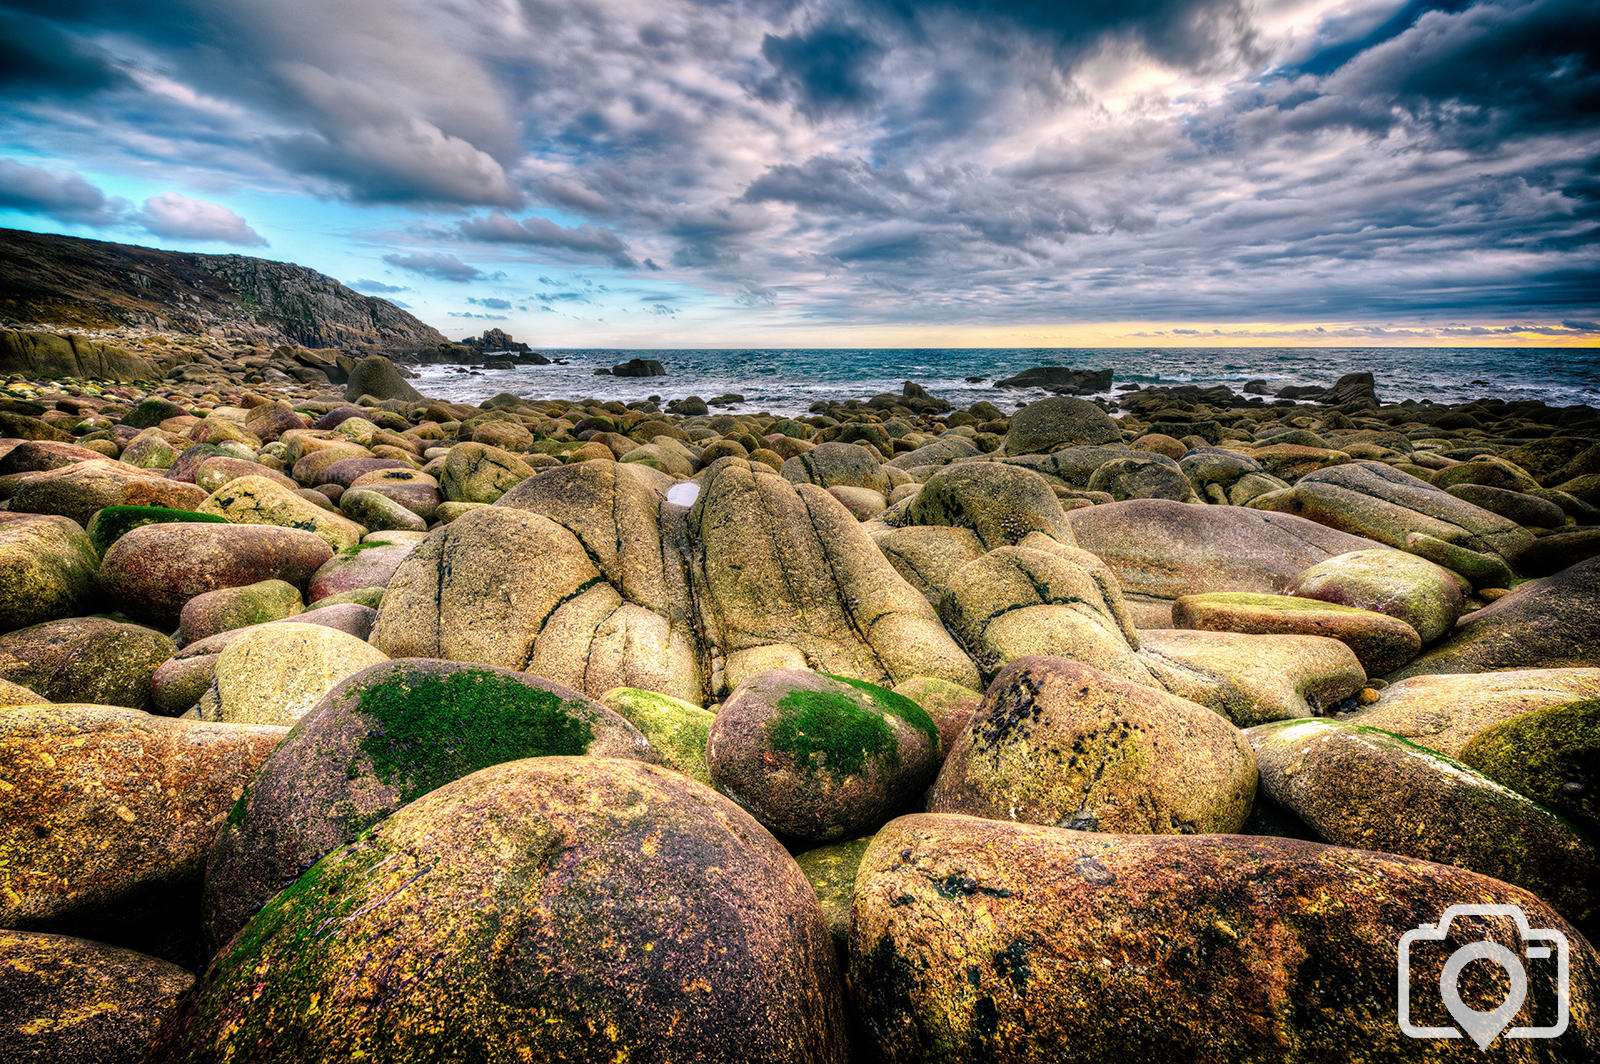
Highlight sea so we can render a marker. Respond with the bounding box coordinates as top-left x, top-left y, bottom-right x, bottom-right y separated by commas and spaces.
410, 347, 1600, 419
